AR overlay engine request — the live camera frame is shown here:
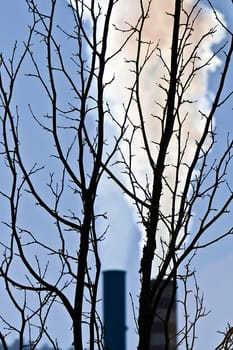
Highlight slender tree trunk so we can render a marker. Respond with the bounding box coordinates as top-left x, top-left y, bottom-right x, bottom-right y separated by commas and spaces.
137, 1, 181, 349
